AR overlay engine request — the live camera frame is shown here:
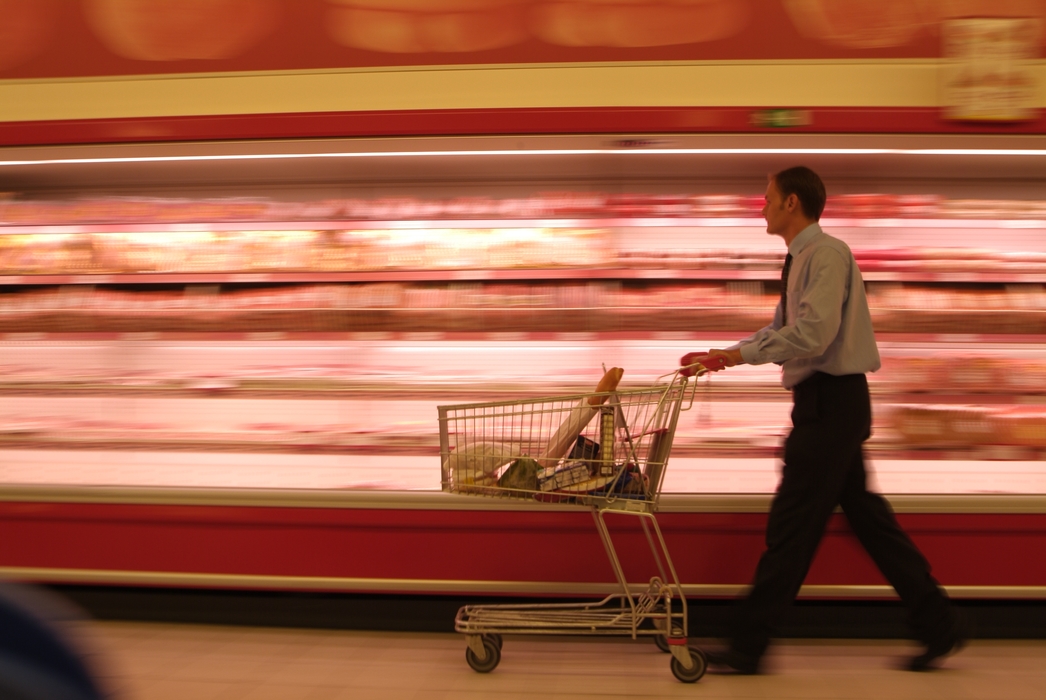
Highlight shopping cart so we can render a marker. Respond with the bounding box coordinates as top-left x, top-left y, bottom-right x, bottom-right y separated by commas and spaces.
438, 367, 711, 683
